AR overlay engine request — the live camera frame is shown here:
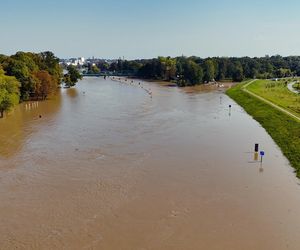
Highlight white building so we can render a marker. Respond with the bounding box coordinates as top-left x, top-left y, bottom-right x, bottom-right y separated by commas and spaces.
65, 57, 85, 66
